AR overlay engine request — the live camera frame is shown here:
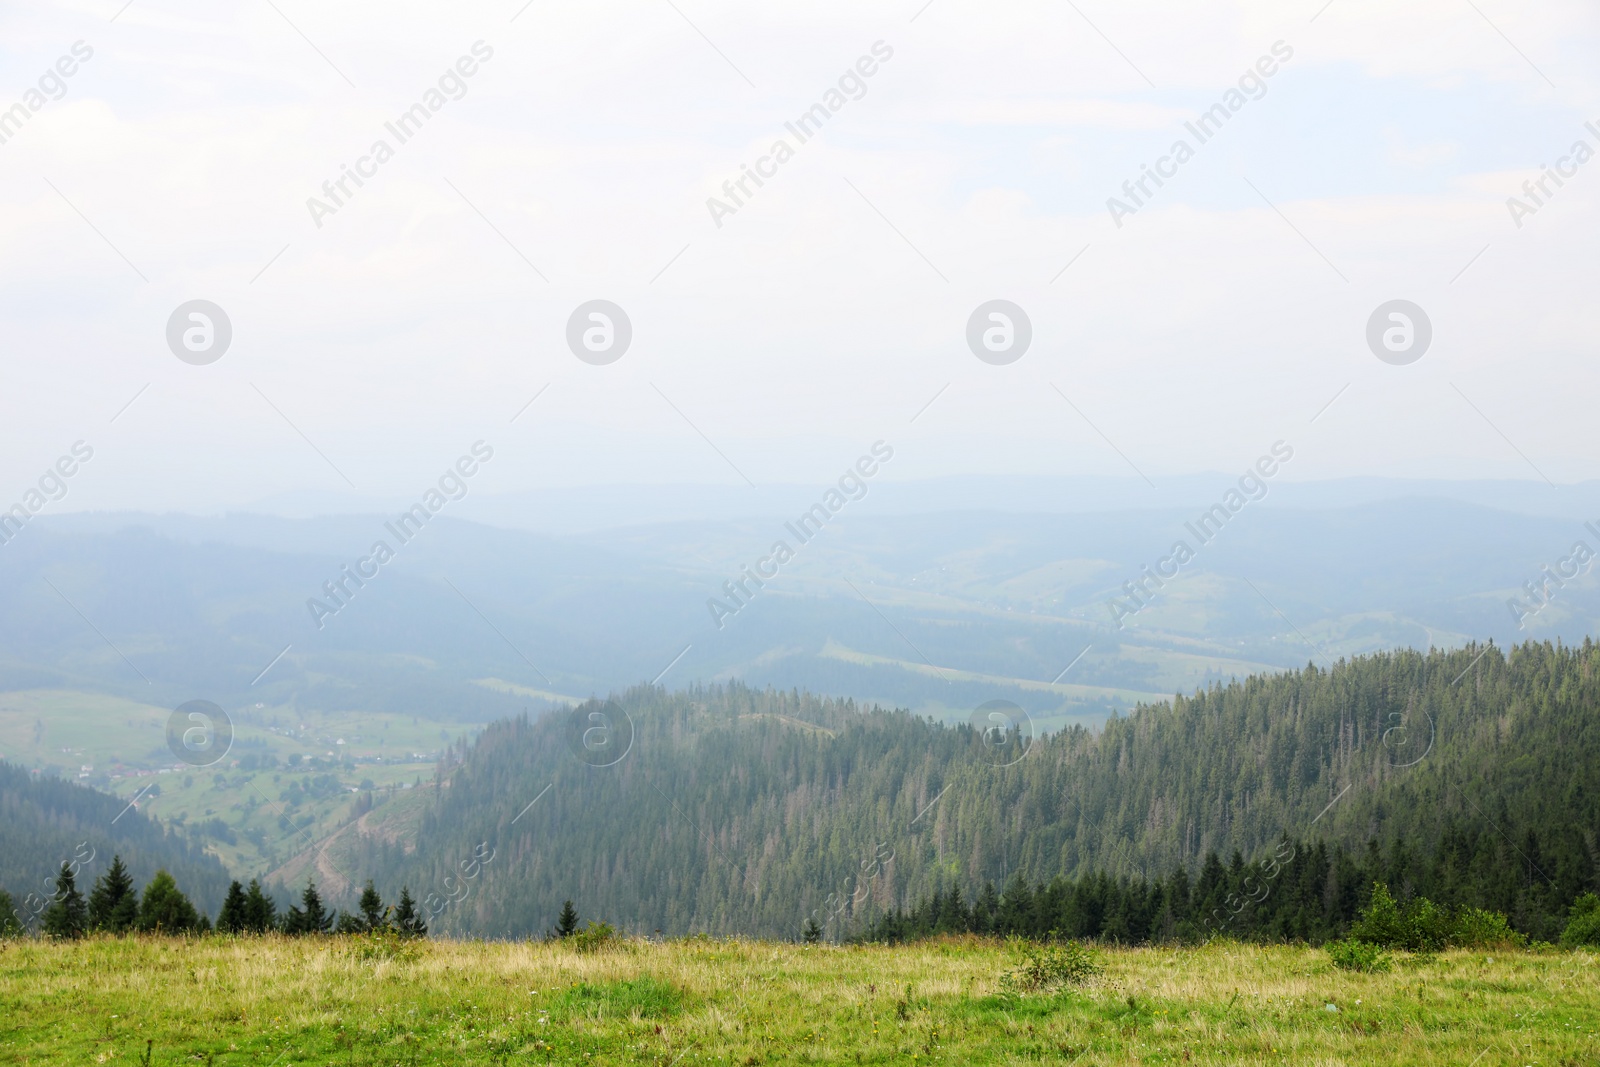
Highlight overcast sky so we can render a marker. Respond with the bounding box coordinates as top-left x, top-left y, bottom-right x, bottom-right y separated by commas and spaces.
2, 0, 1597, 517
